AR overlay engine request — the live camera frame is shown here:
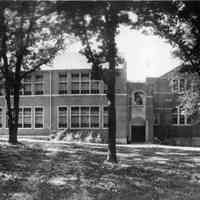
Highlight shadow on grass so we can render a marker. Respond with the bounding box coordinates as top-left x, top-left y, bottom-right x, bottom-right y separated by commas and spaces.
1, 142, 200, 200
